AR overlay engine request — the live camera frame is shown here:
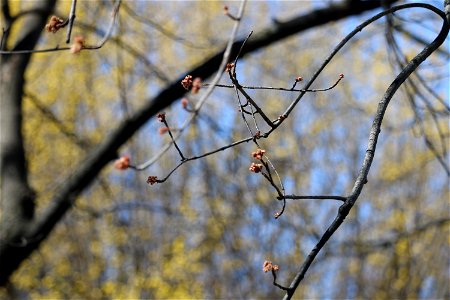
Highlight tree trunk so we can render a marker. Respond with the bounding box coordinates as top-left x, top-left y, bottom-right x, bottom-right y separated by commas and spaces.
0, 0, 56, 285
